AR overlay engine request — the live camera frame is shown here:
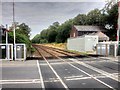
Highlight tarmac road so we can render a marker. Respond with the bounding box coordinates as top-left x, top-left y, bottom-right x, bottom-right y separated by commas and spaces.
0, 56, 119, 90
